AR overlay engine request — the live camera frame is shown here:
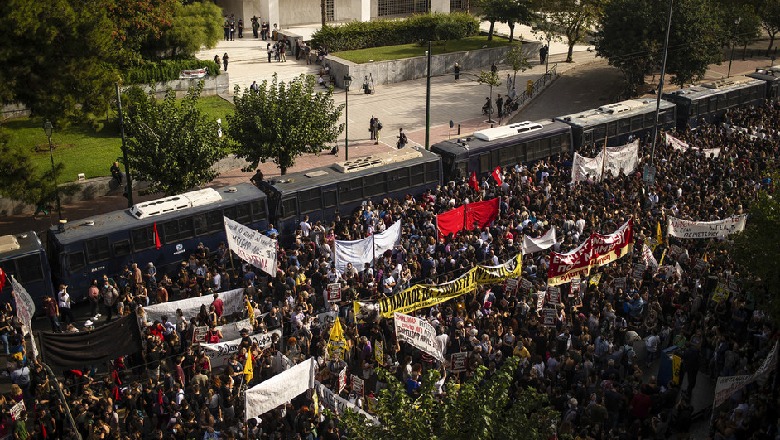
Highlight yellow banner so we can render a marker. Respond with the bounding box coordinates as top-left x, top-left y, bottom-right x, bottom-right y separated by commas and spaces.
363, 254, 522, 319
671, 354, 681, 385
328, 318, 346, 360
